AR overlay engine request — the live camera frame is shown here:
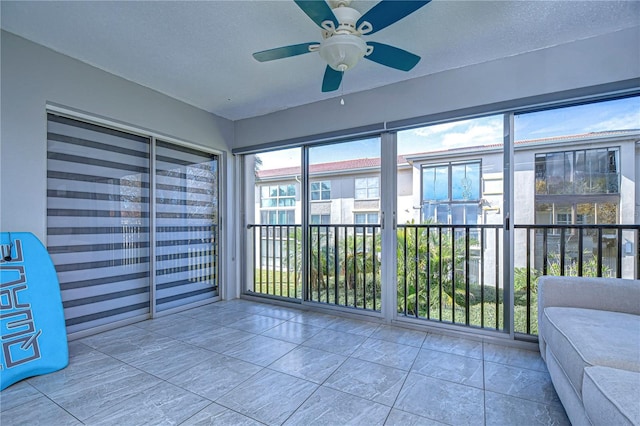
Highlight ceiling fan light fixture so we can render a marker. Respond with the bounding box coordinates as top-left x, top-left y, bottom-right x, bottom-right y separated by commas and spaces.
319, 34, 366, 72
